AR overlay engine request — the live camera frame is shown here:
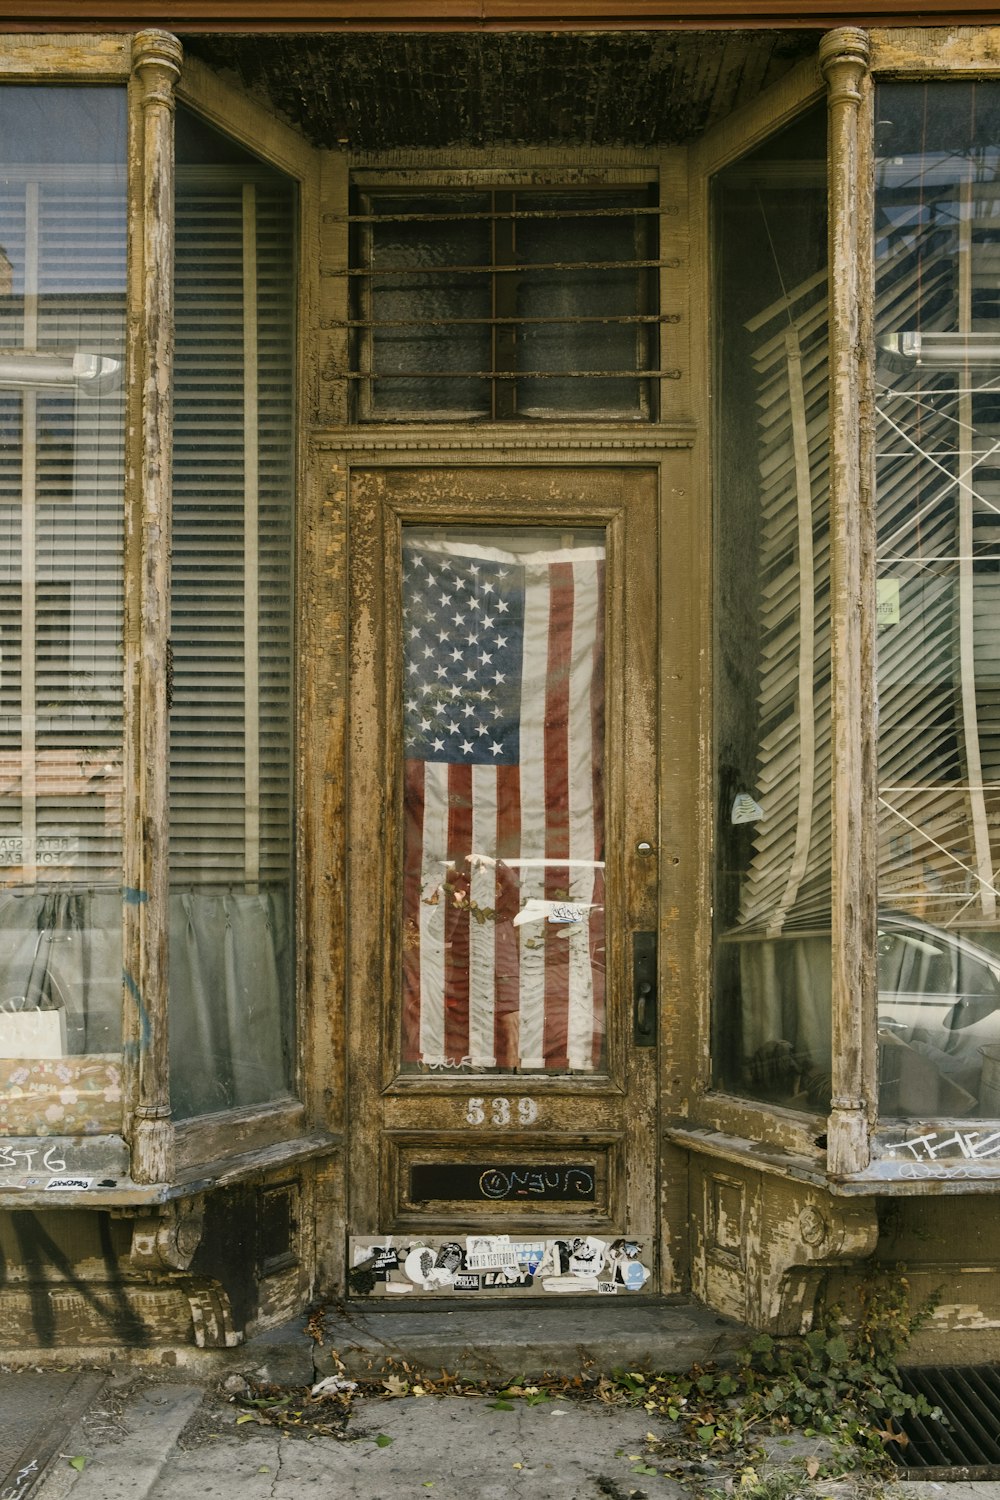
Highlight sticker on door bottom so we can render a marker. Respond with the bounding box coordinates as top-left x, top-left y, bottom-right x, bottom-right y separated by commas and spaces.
348, 1234, 650, 1295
